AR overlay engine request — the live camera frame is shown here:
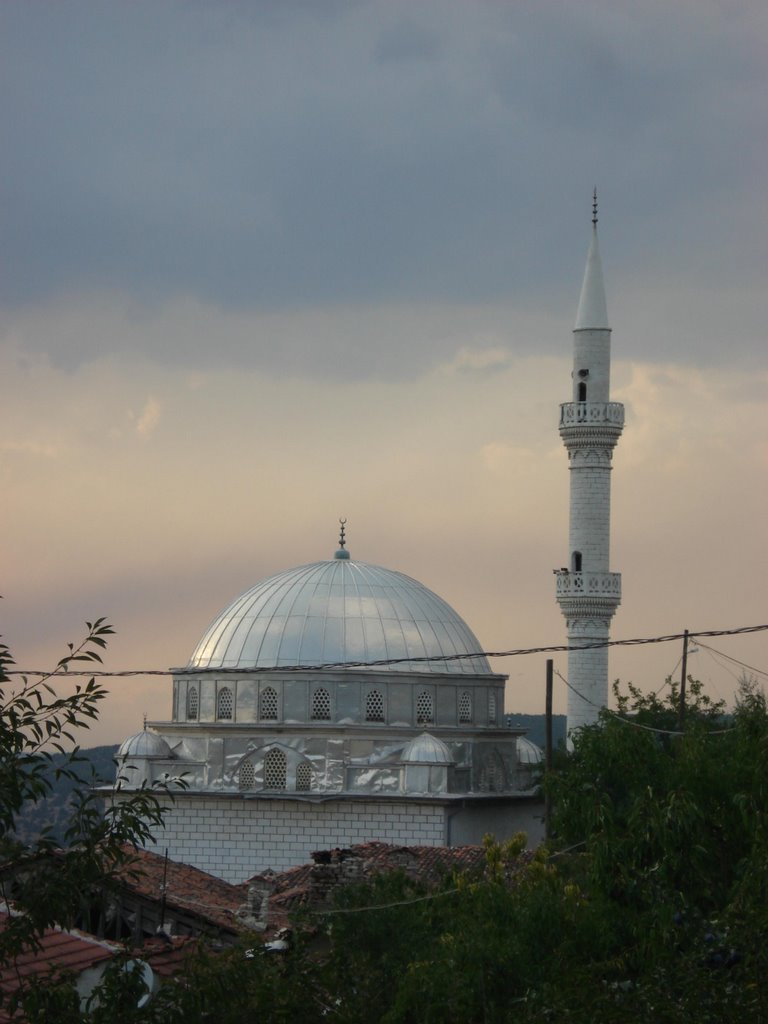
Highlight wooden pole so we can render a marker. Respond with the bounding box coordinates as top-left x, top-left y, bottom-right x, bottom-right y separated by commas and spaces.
678, 629, 689, 731
545, 659, 553, 841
